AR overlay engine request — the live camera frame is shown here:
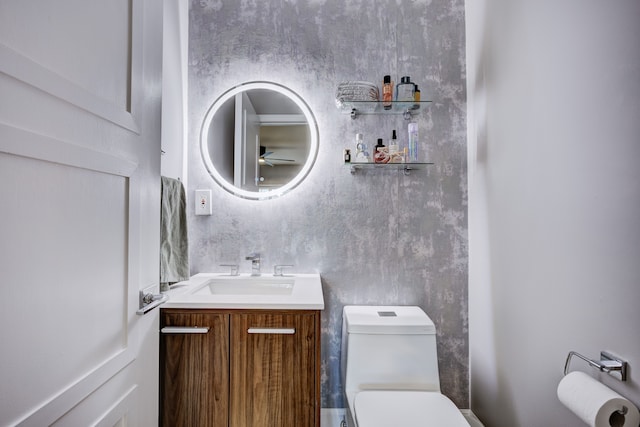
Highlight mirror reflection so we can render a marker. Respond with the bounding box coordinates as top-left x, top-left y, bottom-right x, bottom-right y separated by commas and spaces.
200, 82, 318, 200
